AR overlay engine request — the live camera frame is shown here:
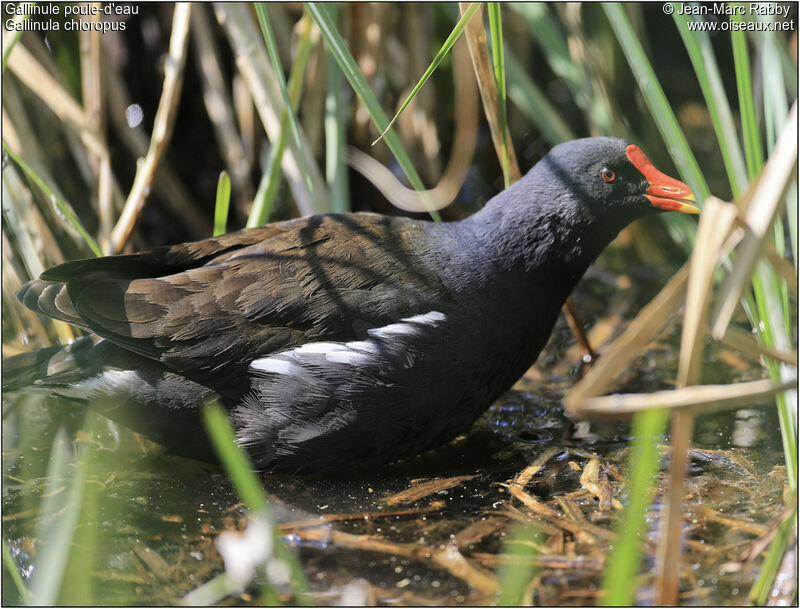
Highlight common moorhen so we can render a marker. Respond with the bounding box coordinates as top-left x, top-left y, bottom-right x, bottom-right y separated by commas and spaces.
6, 137, 698, 473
